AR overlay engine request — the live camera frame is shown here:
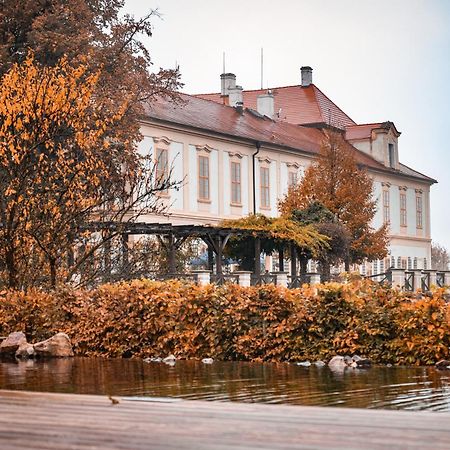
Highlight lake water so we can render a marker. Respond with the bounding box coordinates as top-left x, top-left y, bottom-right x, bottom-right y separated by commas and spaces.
1, 357, 450, 411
